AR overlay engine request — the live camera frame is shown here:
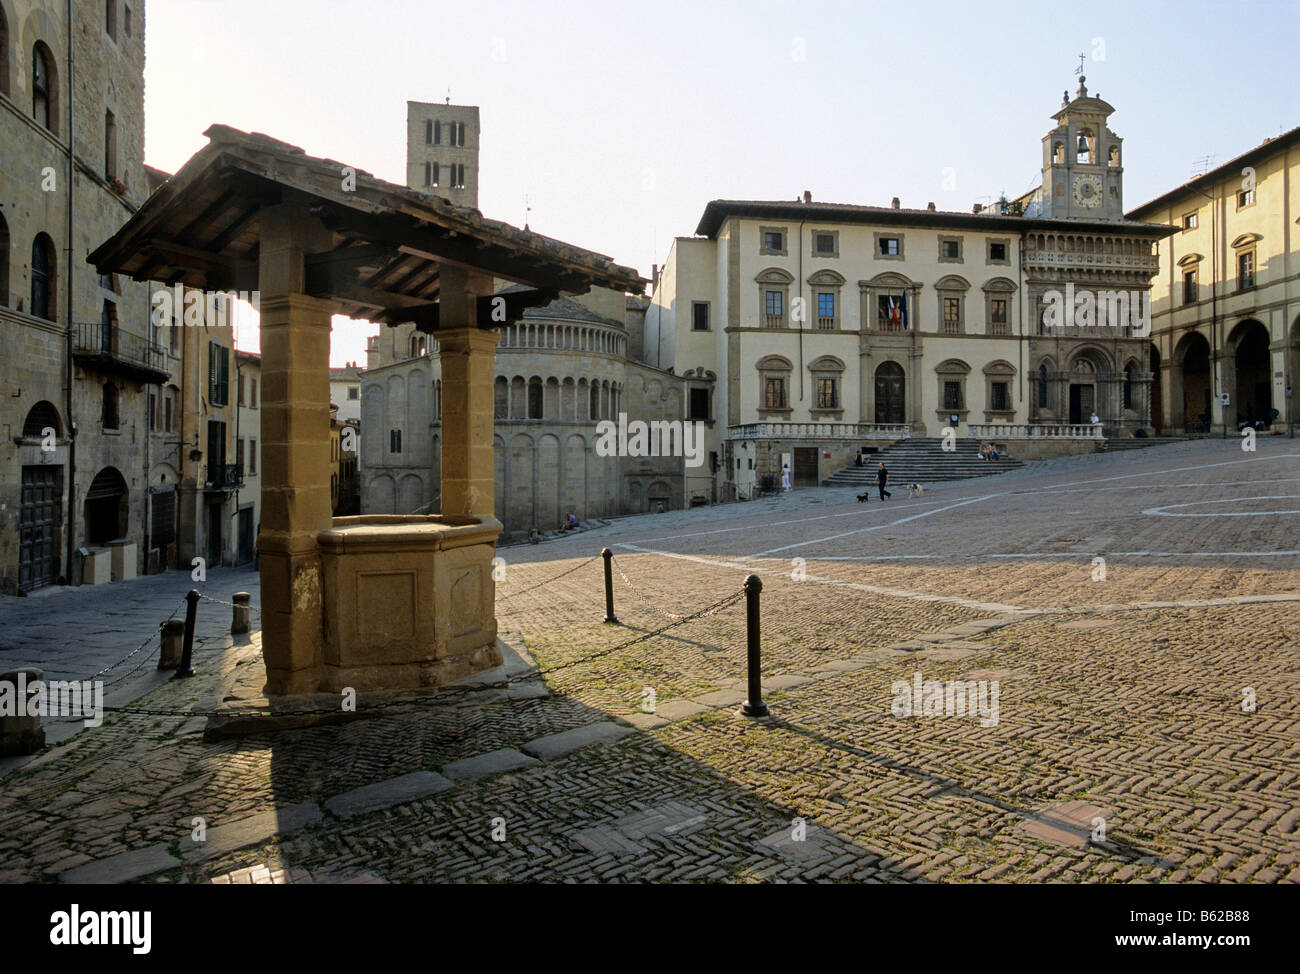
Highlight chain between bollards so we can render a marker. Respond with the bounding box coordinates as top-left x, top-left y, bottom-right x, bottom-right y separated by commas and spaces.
601, 548, 619, 624
740, 573, 769, 718
174, 590, 200, 679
